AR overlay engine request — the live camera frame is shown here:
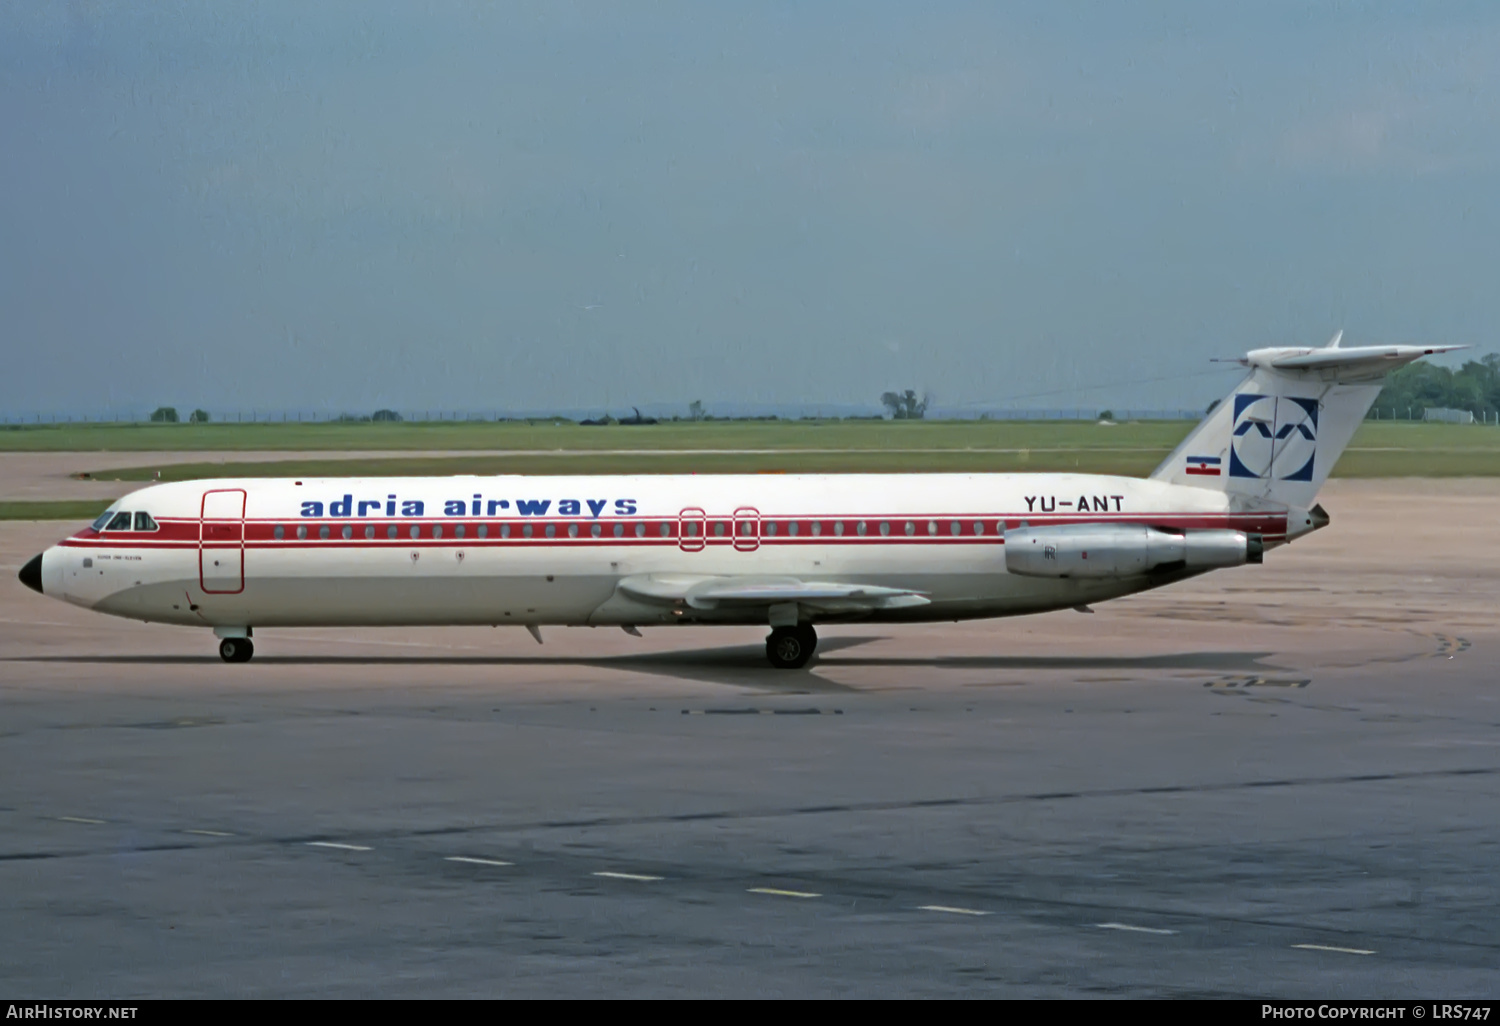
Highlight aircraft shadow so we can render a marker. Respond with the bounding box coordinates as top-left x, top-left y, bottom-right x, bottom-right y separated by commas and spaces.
8, 638, 1276, 692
